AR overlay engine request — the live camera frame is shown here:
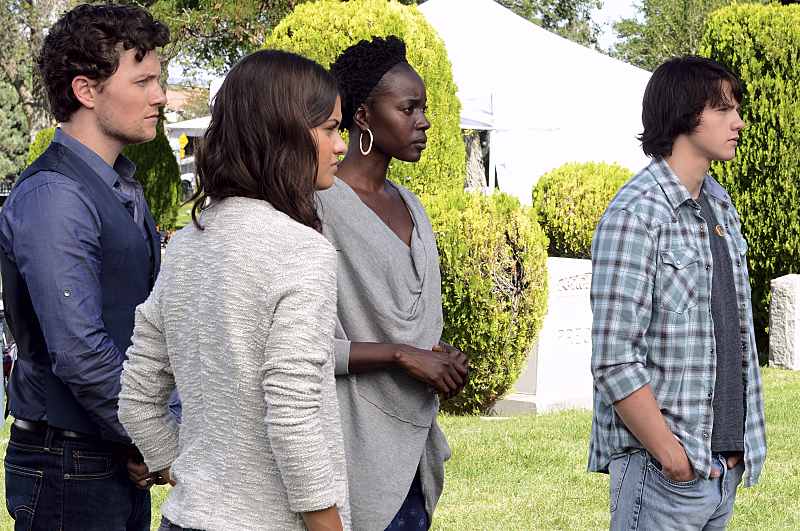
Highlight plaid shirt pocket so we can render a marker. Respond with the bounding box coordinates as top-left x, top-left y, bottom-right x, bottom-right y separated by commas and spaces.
657, 248, 700, 313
